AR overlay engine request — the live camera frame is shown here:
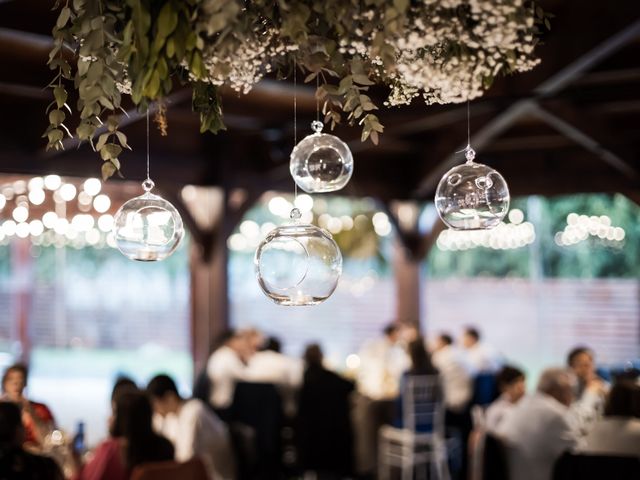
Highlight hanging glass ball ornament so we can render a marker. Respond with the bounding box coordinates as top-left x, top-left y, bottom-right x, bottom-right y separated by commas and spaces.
290, 121, 354, 193
113, 178, 184, 261
435, 148, 510, 230
255, 207, 342, 306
